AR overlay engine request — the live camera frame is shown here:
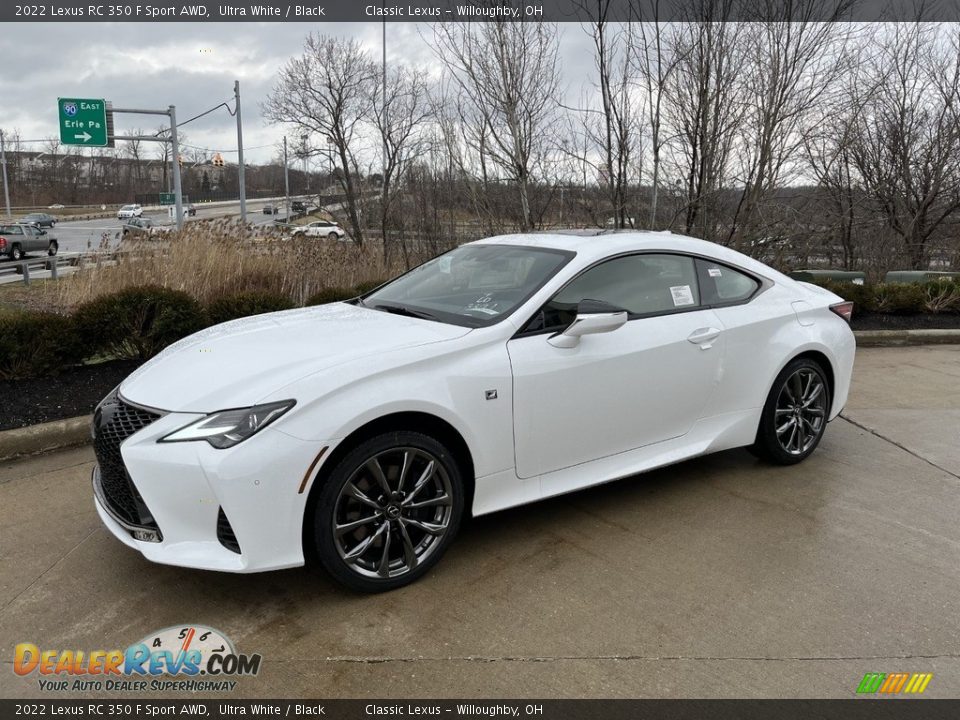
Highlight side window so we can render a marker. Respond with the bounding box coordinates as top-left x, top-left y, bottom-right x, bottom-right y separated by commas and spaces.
524, 254, 701, 333
696, 259, 760, 305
